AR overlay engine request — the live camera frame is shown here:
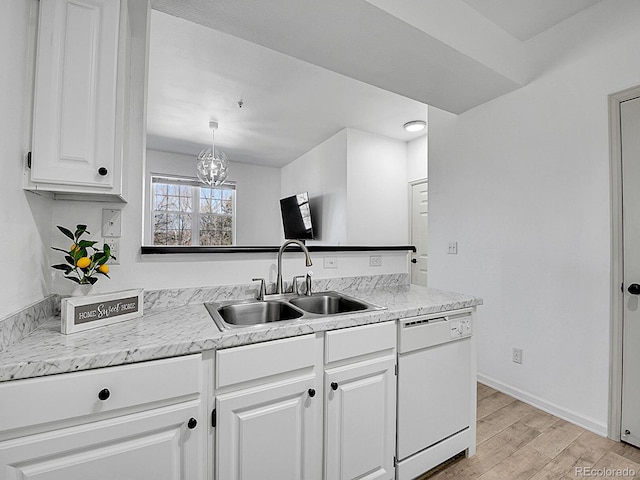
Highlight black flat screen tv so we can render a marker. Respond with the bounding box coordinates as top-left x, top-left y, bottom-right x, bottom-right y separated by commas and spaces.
280, 192, 315, 240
